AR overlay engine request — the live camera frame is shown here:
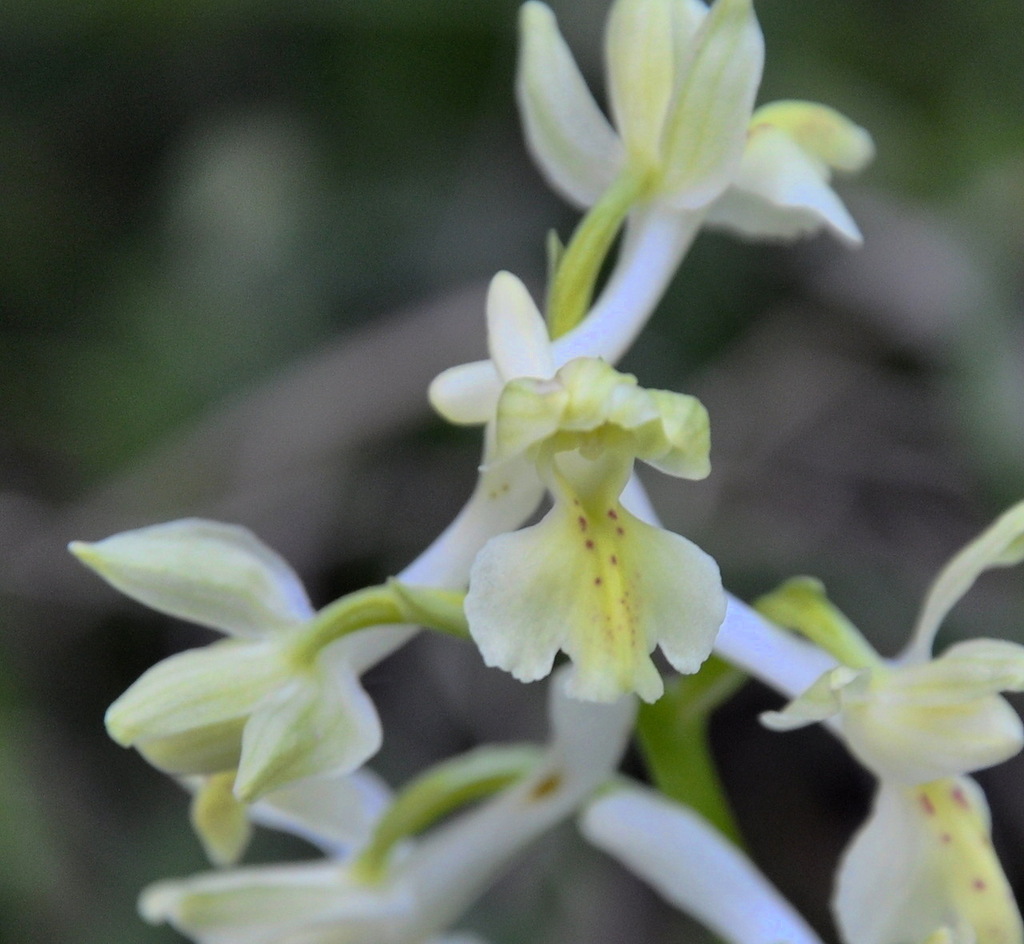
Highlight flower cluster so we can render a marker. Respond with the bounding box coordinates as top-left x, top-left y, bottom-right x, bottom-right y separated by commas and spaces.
66, 0, 1023, 942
